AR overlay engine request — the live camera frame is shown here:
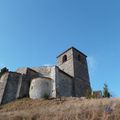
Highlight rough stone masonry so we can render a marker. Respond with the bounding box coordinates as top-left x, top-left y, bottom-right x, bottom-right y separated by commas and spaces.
0, 47, 91, 104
